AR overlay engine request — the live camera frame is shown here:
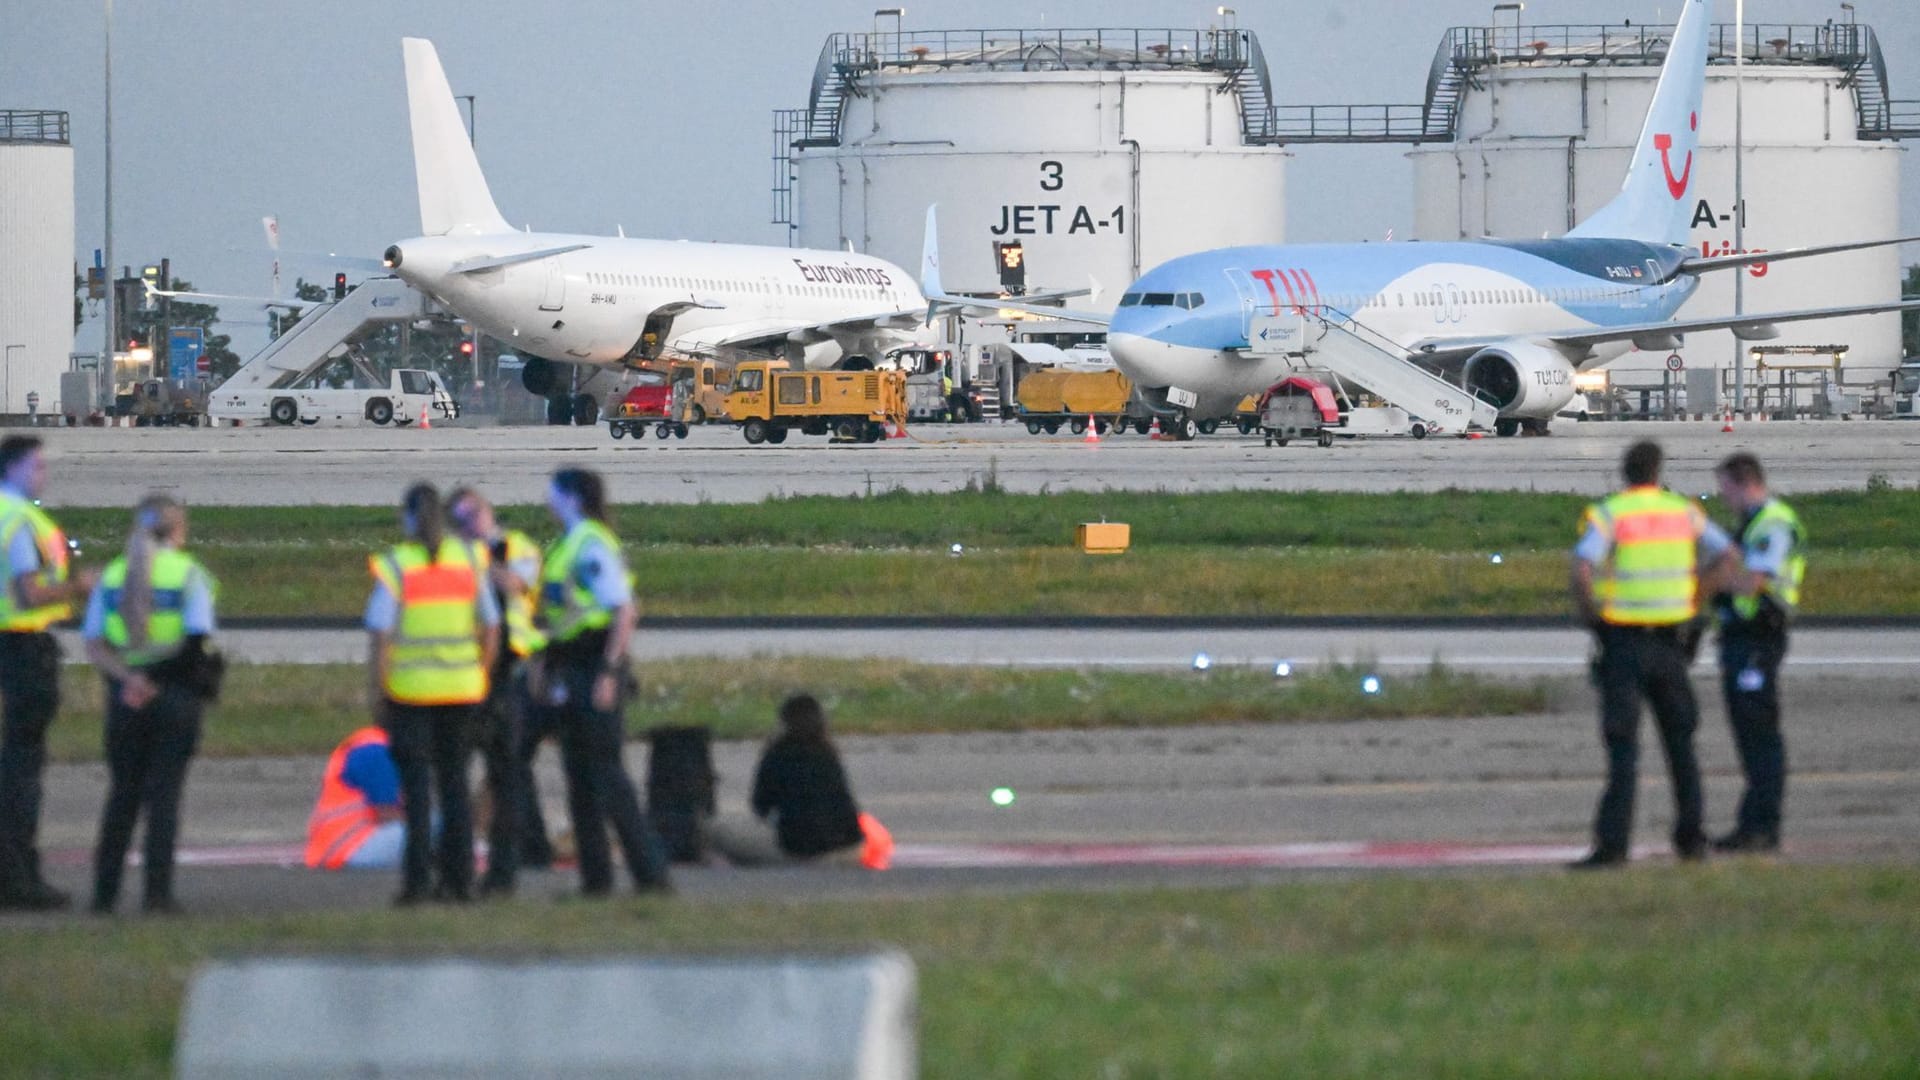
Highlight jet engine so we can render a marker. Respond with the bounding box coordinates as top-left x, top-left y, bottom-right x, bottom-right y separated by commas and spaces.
1462, 343, 1579, 419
